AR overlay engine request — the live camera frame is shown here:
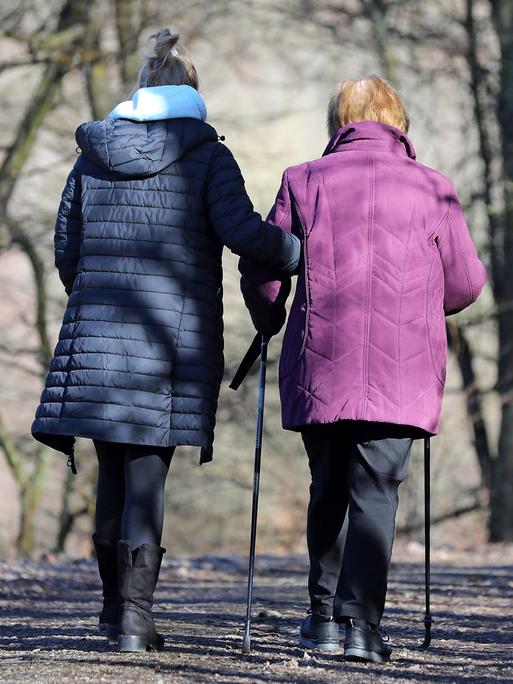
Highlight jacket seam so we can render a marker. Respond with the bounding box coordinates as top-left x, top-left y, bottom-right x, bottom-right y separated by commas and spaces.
171, 220, 190, 433
61, 317, 182, 331
397, 185, 418, 419
81, 252, 191, 264
360, 153, 375, 417
69, 285, 215, 300
56, 332, 221, 349
84, 218, 200, 227
36, 414, 207, 429
204, 142, 223, 200
293, 198, 310, 360
56, 163, 83, 426
64, 301, 186, 314
41, 397, 210, 418
88, 186, 201, 197
85, 203, 192, 213
448, 195, 474, 307
83, 235, 192, 246
276, 170, 291, 229
49, 366, 172, 380
427, 204, 450, 242
45, 382, 171, 400
43, 386, 217, 407
425, 250, 444, 386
